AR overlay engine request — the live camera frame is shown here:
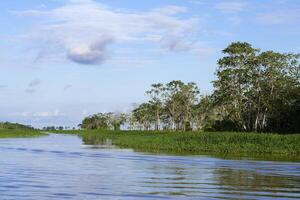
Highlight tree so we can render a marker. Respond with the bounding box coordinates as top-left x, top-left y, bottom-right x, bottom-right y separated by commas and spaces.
146, 83, 165, 130
108, 112, 127, 130
213, 42, 300, 132
165, 80, 185, 130
81, 113, 109, 130
81, 112, 127, 130
180, 82, 200, 131
132, 103, 155, 130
